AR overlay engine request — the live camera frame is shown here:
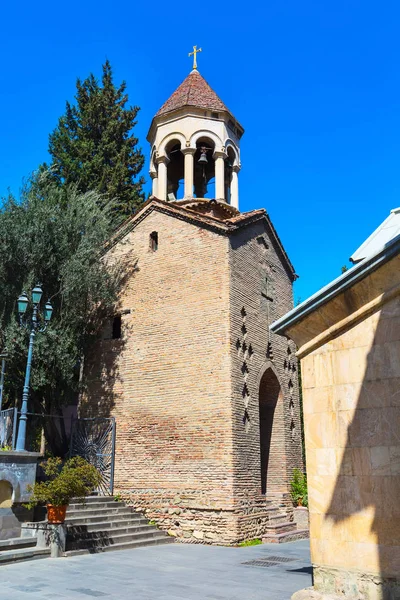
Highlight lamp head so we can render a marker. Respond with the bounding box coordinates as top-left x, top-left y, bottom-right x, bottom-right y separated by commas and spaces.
17, 292, 29, 316
32, 284, 43, 305
44, 300, 53, 323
